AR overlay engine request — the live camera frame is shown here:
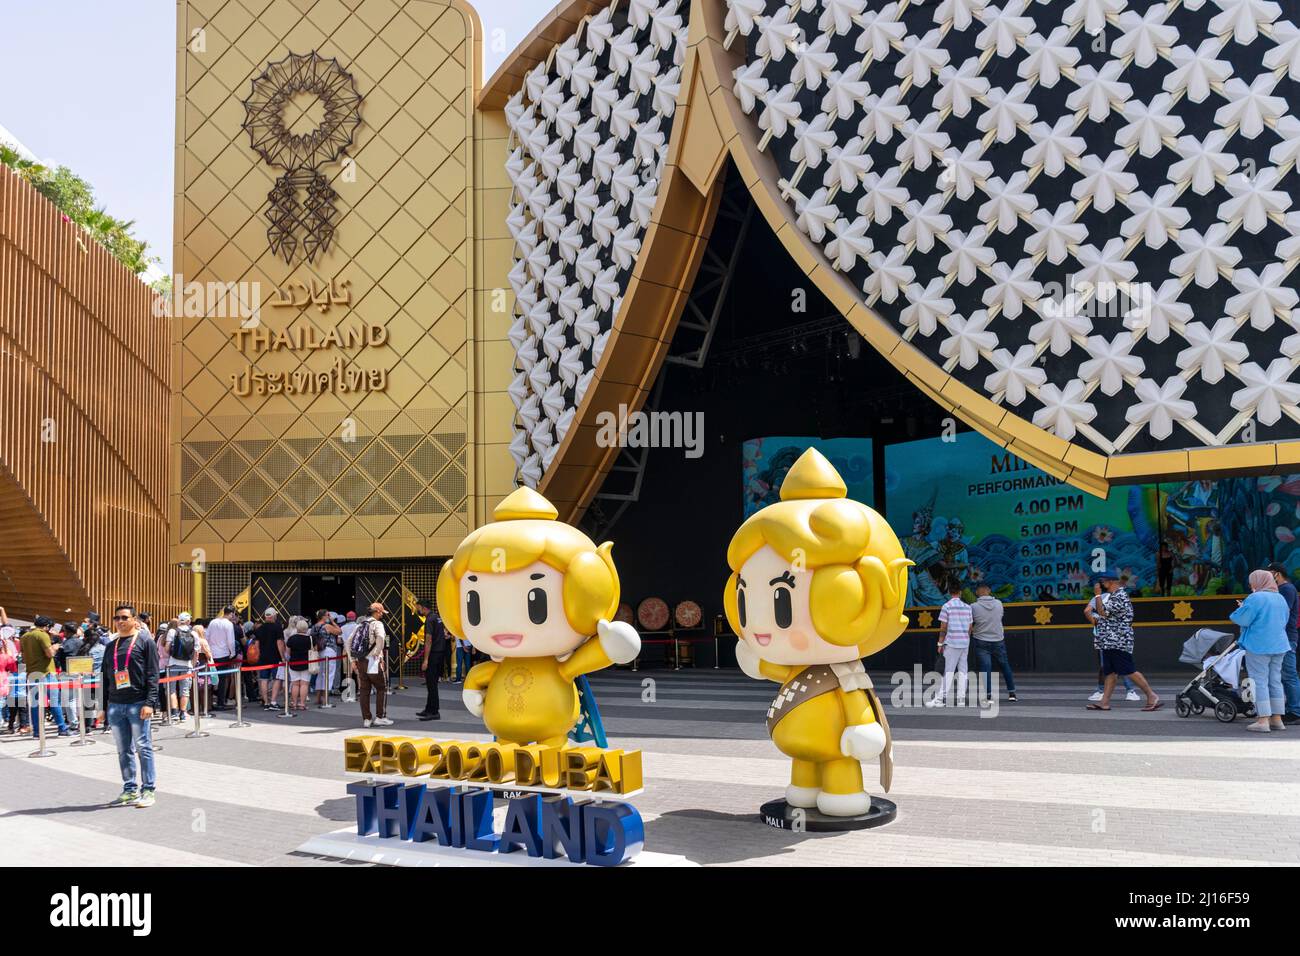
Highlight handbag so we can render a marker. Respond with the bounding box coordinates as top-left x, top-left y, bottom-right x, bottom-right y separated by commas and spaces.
308, 645, 321, 675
